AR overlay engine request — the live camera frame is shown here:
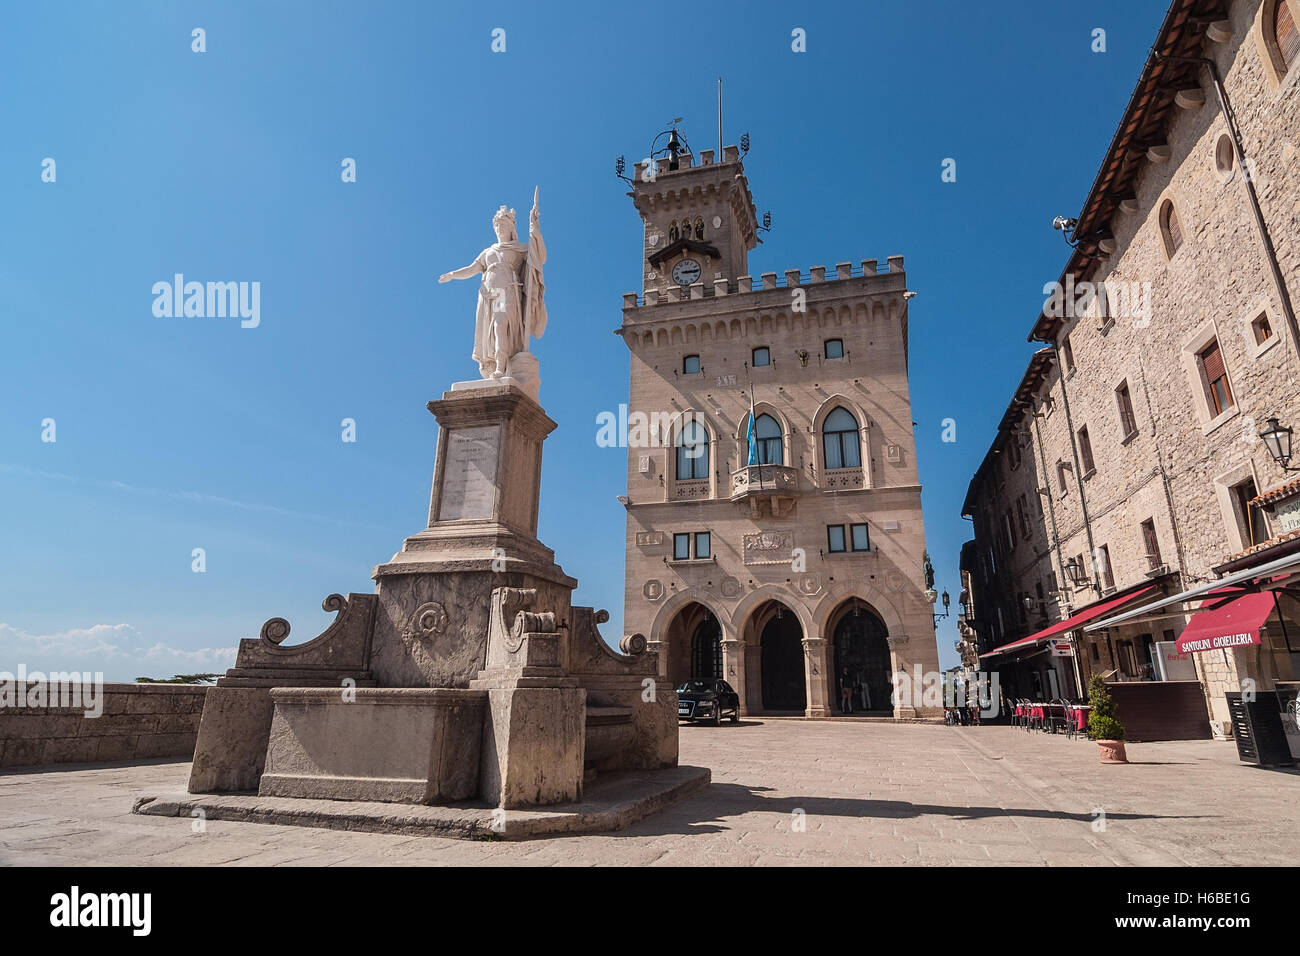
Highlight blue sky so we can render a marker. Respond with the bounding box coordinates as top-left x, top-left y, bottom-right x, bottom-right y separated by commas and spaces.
0, 1, 1170, 681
